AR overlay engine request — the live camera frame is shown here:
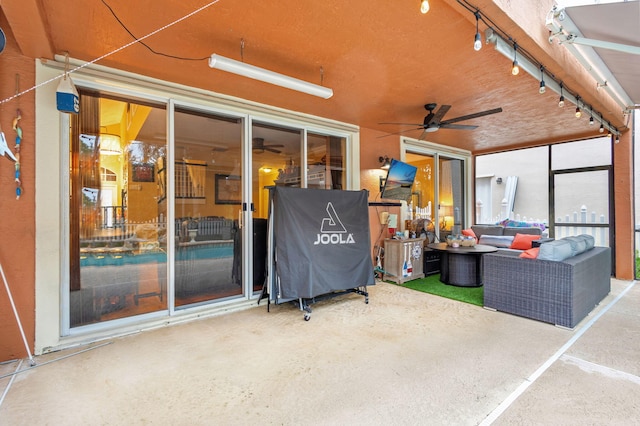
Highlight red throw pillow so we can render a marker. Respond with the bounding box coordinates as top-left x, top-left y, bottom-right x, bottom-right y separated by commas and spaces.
510, 233, 541, 250
519, 247, 540, 259
461, 228, 477, 242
